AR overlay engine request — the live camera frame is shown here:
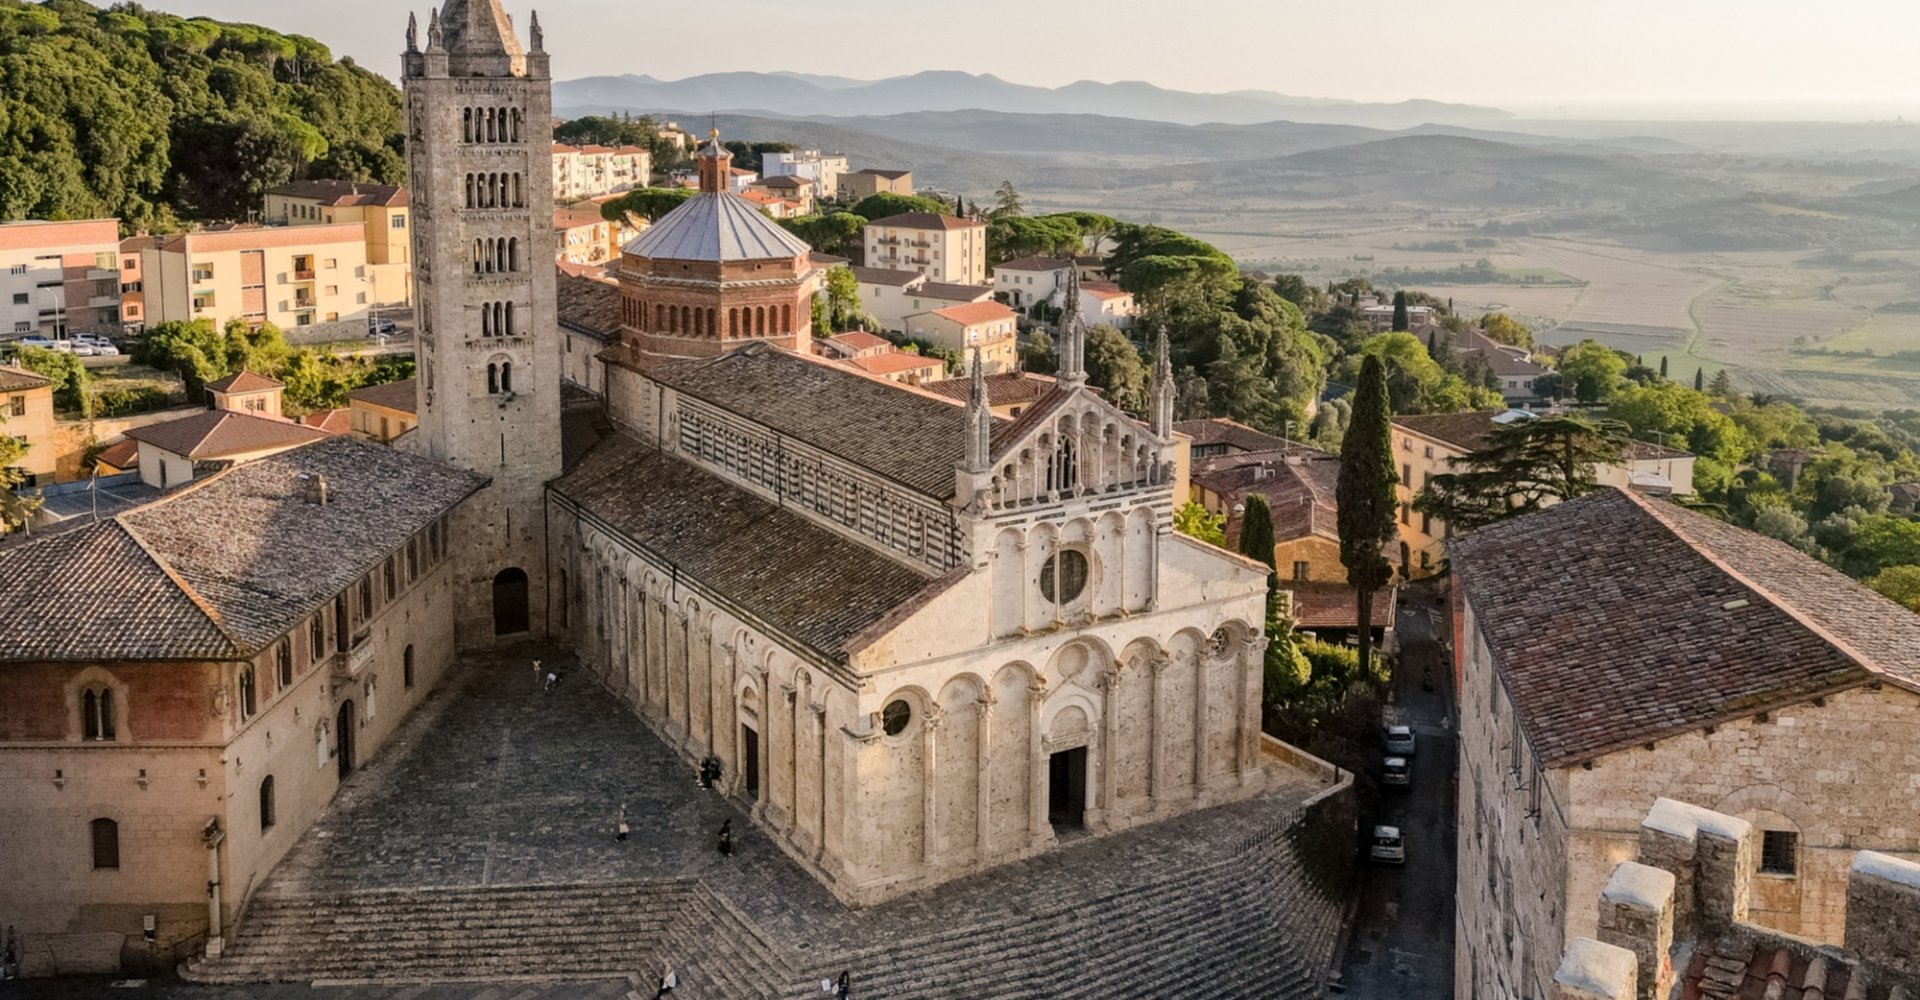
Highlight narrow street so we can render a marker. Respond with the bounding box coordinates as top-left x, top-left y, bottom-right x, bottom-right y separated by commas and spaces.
1332, 589, 1458, 998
